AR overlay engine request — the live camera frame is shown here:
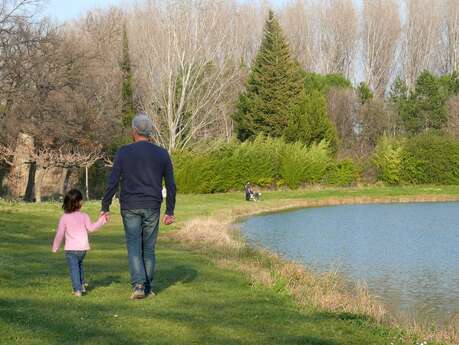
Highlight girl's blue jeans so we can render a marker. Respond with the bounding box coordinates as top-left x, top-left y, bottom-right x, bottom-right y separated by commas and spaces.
65, 250, 86, 292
